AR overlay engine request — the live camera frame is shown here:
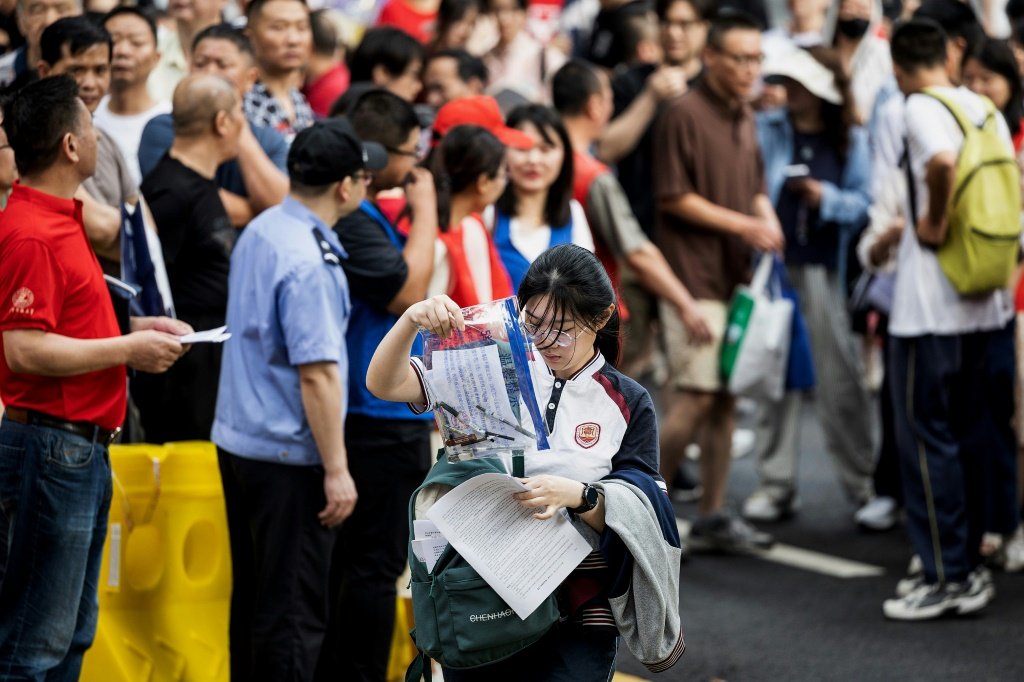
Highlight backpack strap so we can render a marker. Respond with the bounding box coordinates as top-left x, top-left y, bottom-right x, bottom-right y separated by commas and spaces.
406, 651, 431, 682
919, 87, 990, 134
903, 141, 918, 228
